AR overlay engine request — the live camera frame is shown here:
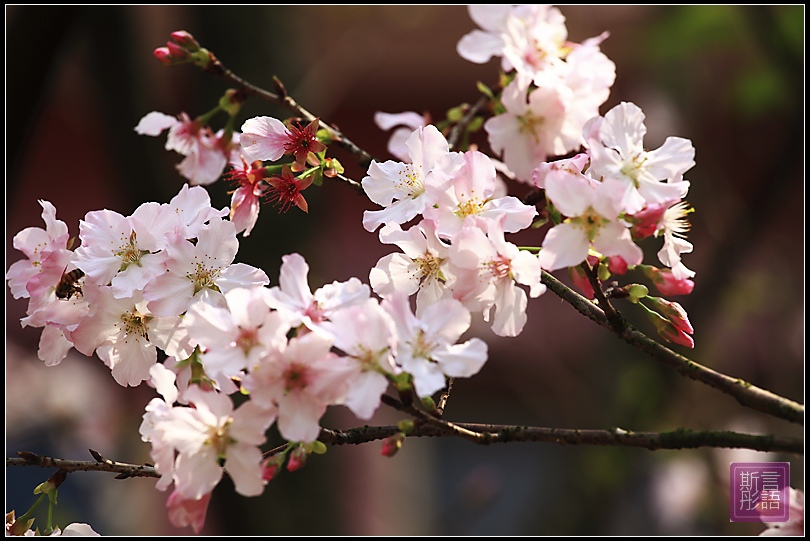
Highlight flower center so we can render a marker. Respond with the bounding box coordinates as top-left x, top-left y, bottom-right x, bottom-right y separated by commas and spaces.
190, 264, 220, 294
282, 363, 309, 394
570, 207, 608, 242
488, 255, 512, 280
115, 231, 149, 271
119, 309, 152, 339
395, 164, 425, 199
